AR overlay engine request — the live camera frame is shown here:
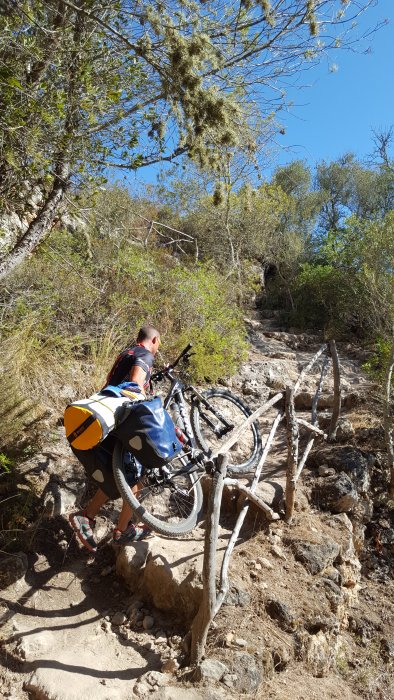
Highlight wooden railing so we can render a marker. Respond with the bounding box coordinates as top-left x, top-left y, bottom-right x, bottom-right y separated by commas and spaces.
190, 340, 342, 668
